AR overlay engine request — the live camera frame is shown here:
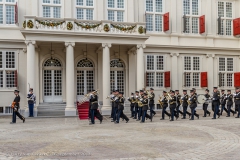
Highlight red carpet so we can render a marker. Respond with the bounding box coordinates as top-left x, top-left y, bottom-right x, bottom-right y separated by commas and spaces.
77, 101, 89, 120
